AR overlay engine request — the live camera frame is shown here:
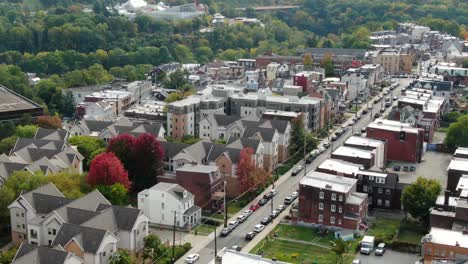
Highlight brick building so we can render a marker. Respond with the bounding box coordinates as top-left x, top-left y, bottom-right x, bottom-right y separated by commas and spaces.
316, 159, 363, 178
355, 170, 405, 210
331, 146, 375, 169
366, 119, 424, 163
421, 228, 468, 263
297, 171, 368, 230
447, 158, 468, 192
344, 136, 387, 170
